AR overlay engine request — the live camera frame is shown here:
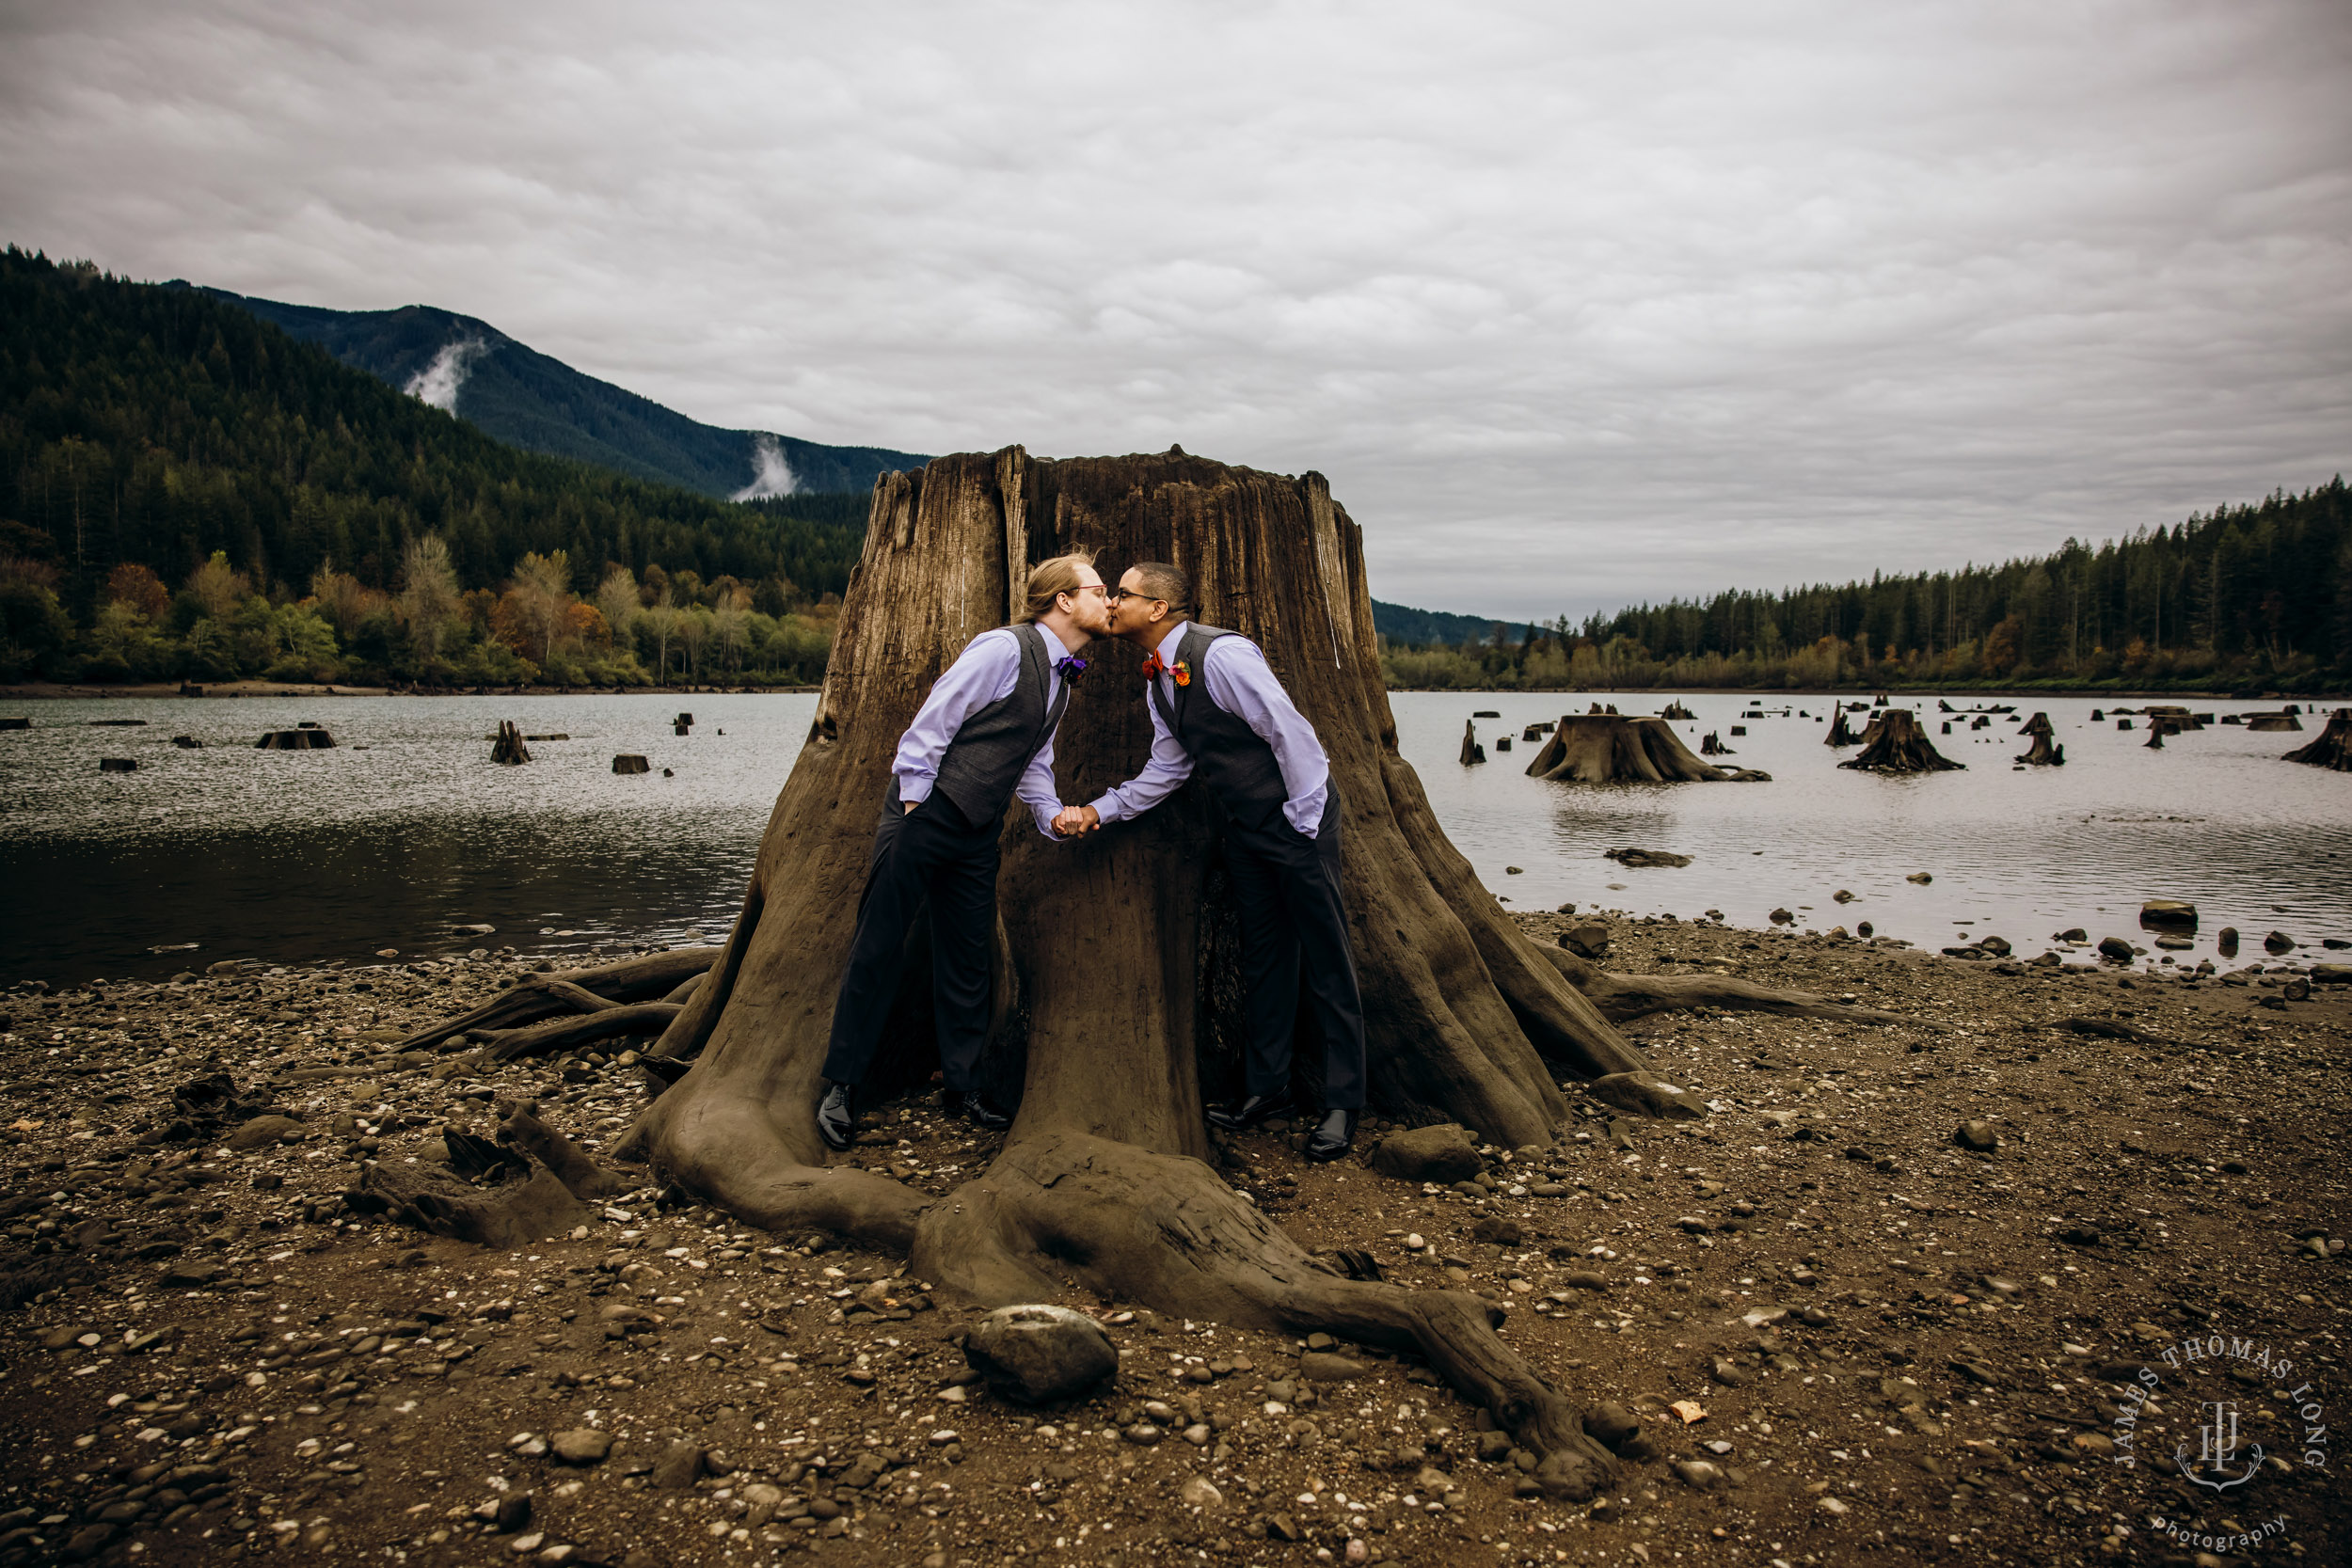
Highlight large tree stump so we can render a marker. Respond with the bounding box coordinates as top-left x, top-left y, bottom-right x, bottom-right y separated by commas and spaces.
607, 447, 1722, 1482
2284, 708, 2352, 769
2015, 712, 2064, 767
1522, 714, 1767, 783
1839, 710, 1963, 773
